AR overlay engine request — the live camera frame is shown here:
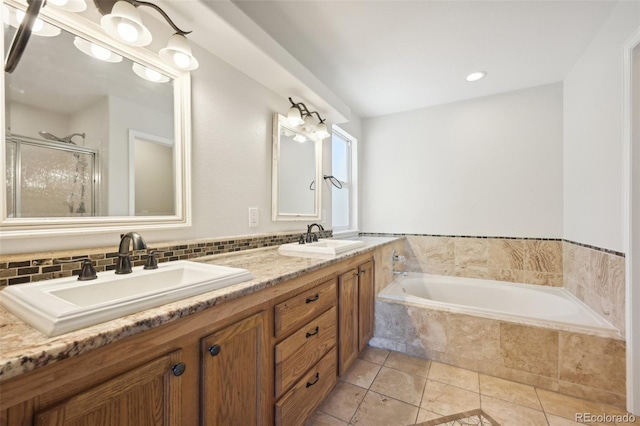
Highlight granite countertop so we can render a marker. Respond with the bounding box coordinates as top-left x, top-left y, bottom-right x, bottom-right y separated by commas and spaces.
0, 236, 399, 383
